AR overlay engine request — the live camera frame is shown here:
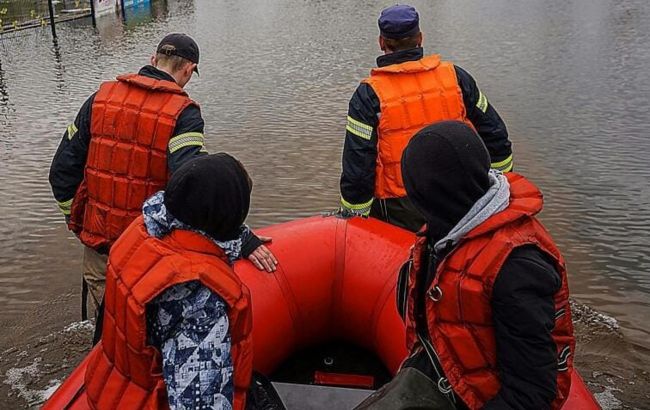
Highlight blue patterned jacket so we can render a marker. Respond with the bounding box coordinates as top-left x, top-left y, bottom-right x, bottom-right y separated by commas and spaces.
143, 191, 251, 410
